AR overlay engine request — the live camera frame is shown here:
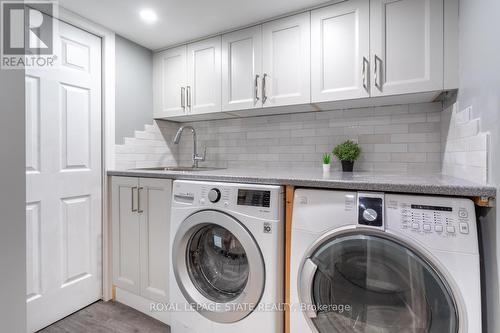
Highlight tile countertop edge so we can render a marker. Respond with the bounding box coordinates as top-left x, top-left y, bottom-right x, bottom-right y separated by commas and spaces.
106, 170, 496, 198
